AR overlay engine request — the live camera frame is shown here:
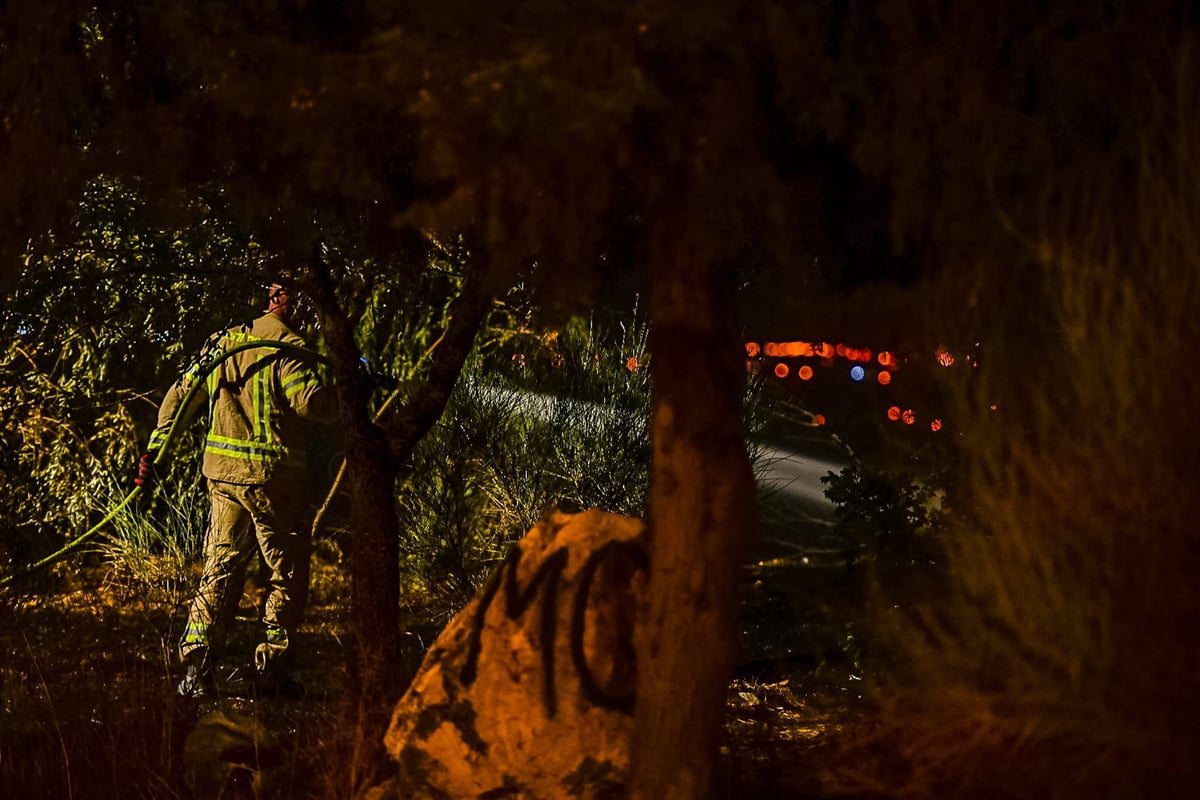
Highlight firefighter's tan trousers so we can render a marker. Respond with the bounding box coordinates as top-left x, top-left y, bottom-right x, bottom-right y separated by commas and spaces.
180, 477, 311, 670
